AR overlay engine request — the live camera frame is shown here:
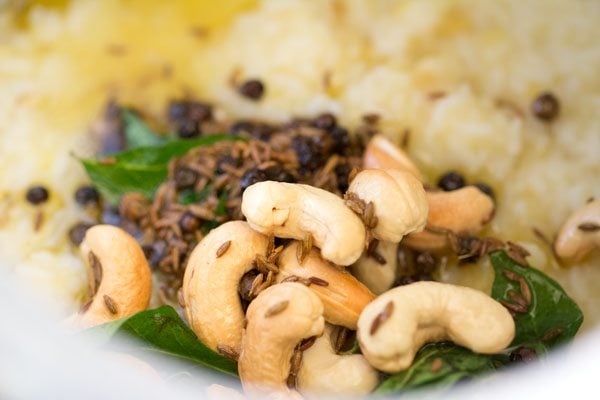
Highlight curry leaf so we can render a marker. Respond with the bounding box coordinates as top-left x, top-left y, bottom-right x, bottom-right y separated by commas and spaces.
122, 108, 168, 149
489, 250, 583, 348
376, 250, 583, 395
376, 343, 503, 394
86, 306, 238, 376
82, 134, 244, 205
